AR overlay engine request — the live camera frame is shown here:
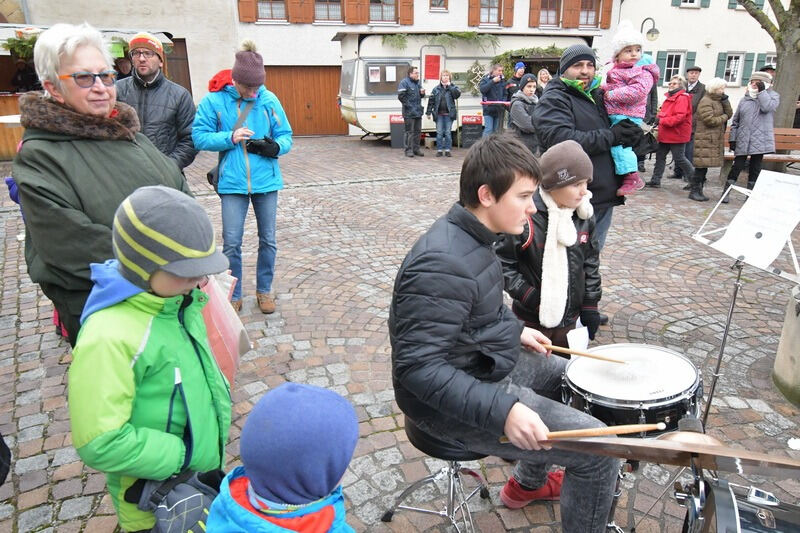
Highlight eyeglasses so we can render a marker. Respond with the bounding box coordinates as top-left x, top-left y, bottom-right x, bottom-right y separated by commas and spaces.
130, 49, 157, 59
58, 70, 117, 88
